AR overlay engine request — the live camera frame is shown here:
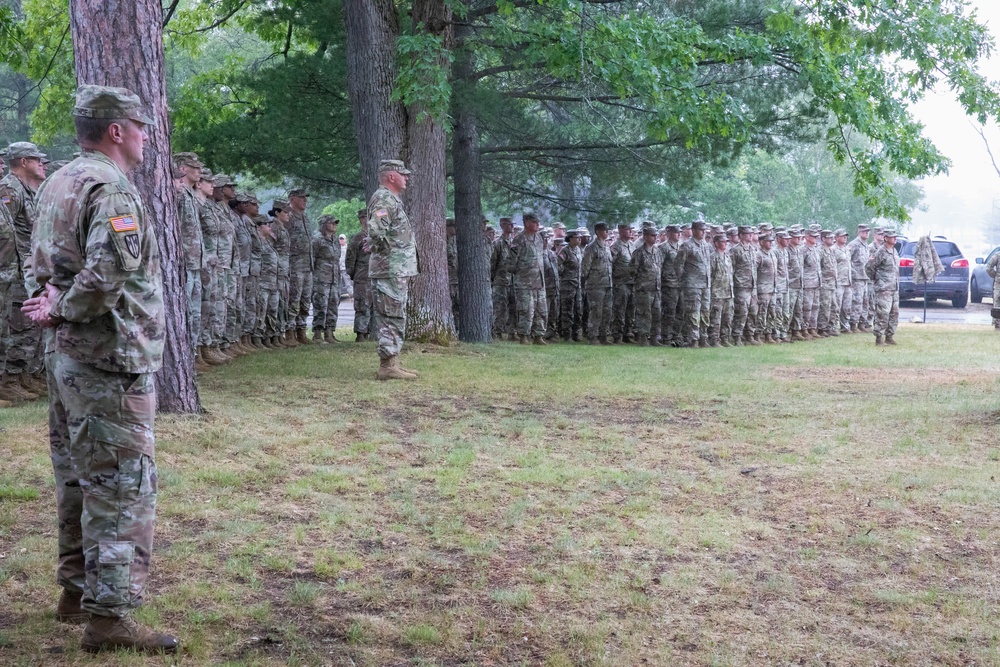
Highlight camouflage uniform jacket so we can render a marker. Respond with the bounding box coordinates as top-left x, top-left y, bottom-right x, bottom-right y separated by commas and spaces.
491, 235, 513, 286
865, 246, 899, 292
544, 248, 559, 298
367, 187, 417, 279
731, 242, 757, 291
710, 250, 734, 299
258, 229, 279, 290
197, 197, 221, 269
312, 231, 342, 284
847, 237, 870, 282
580, 239, 612, 289
247, 217, 262, 277
447, 235, 458, 286
675, 238, 711, 288
507, 231, 545, 290
176, 186, 202, 273
610, 238, 635, 286
288, 210, 315, 272
774, 246, 789, 293
819, 246, 838, 290
787, 245, 804, 289
30, 150, 164, 373
659, 240, 681, 289
801, 244, 821, 289
0, 195, 18, 285
986, 250, 1000, 280
235, 213, 253, 277
0, 172, 36, 261
630, 243, 663, 293
274, 223, 291, 278
834, 245, 852, 286
558, 245, 582, 287
755, 248, 778, 295
212, 200, 237, 270
345, 230, 370, 284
